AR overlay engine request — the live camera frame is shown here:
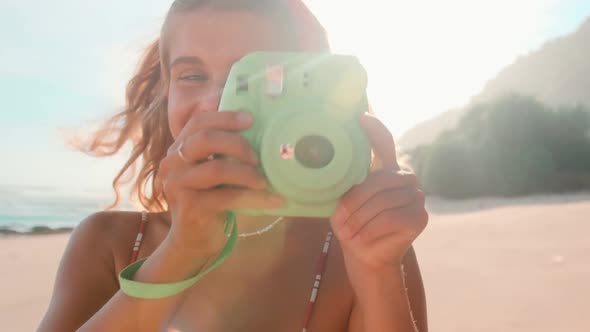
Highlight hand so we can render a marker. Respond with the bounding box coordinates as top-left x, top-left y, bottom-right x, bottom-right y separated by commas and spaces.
158, 111, 284, 256
331, 115, 428, 276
